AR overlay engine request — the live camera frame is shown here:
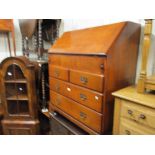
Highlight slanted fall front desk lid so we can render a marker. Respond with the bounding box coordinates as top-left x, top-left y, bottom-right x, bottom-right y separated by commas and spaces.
49, 21, 140, 55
